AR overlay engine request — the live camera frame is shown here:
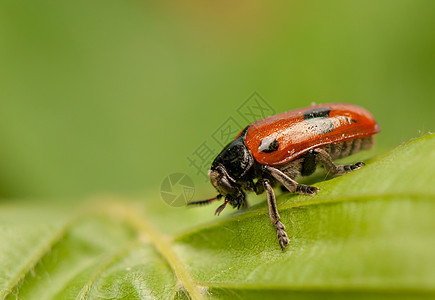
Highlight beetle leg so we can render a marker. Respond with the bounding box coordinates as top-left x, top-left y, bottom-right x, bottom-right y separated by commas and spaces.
263, 165, 319, 195
261, 178, 289, 250
313, 148, 365, 176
